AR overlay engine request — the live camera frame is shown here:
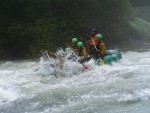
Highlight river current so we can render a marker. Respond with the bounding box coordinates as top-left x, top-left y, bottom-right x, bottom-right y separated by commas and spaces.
0, 50, 150, 113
